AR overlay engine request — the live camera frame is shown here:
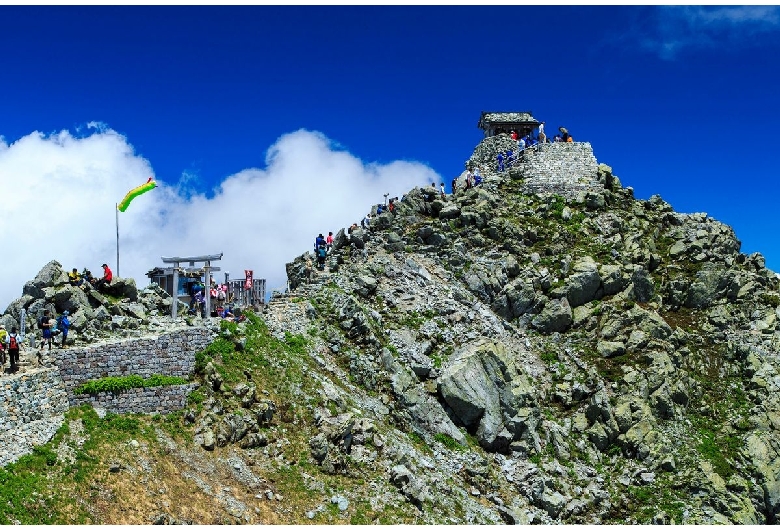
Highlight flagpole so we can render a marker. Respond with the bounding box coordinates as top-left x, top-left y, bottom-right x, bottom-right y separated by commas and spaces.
116, 203, 120, 277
